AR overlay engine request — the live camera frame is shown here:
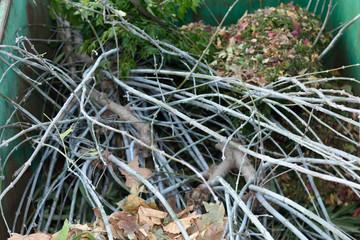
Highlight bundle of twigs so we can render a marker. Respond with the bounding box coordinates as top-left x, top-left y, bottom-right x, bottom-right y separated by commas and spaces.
1, 1, 360, 240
